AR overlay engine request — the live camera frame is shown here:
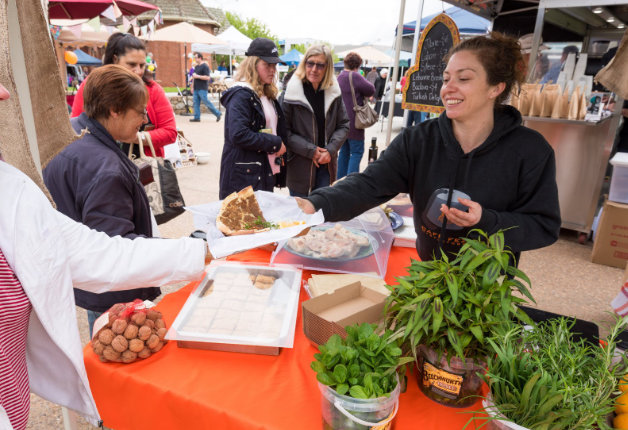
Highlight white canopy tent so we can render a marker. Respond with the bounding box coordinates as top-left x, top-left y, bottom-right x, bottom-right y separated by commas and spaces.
336, 45, 392, 67
191, 26, 252, 75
